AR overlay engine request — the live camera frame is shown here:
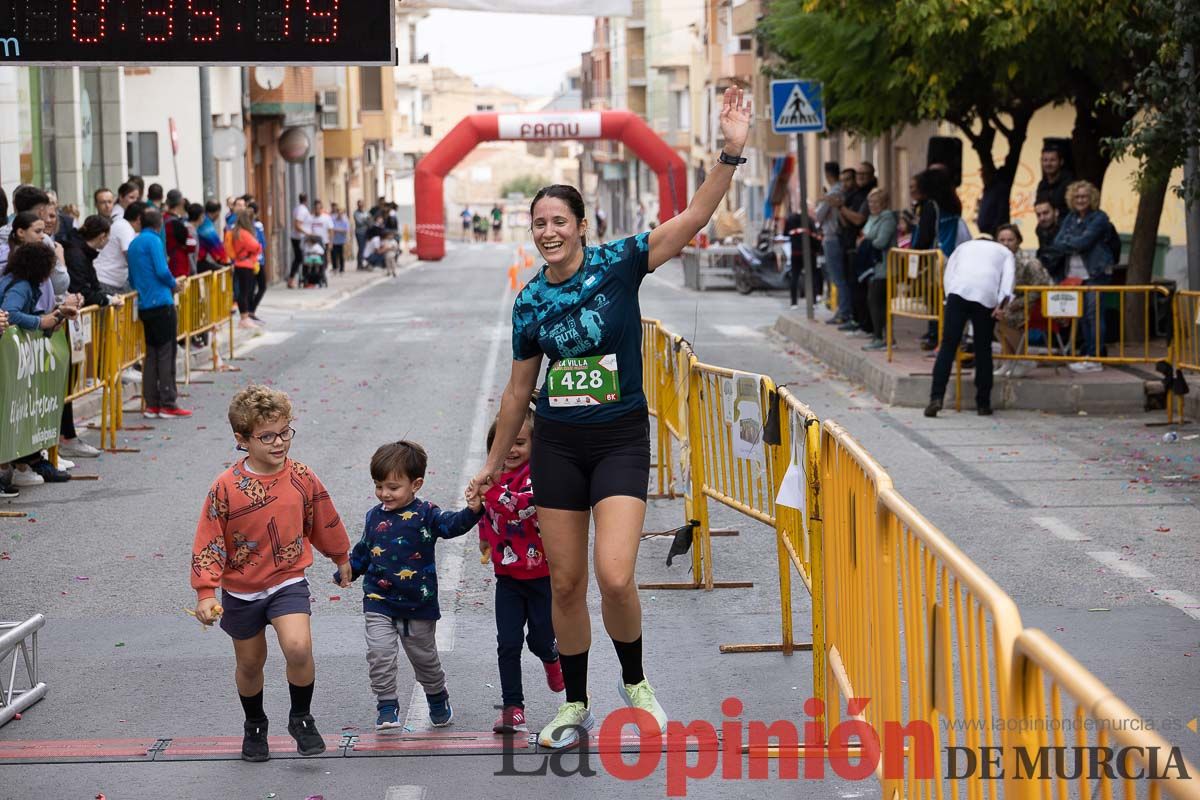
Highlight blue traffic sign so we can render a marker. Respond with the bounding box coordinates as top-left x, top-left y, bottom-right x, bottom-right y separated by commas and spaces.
771, 80, 825, 134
